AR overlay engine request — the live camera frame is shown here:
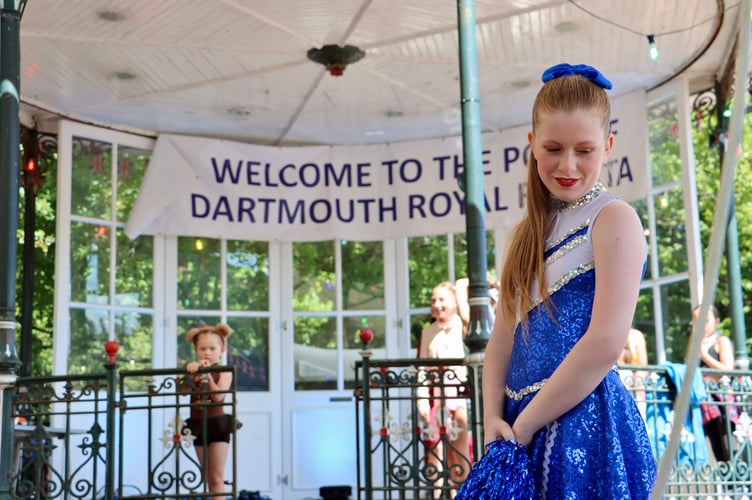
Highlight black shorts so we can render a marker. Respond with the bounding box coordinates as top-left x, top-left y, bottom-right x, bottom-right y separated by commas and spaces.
186, 415, 234, 444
